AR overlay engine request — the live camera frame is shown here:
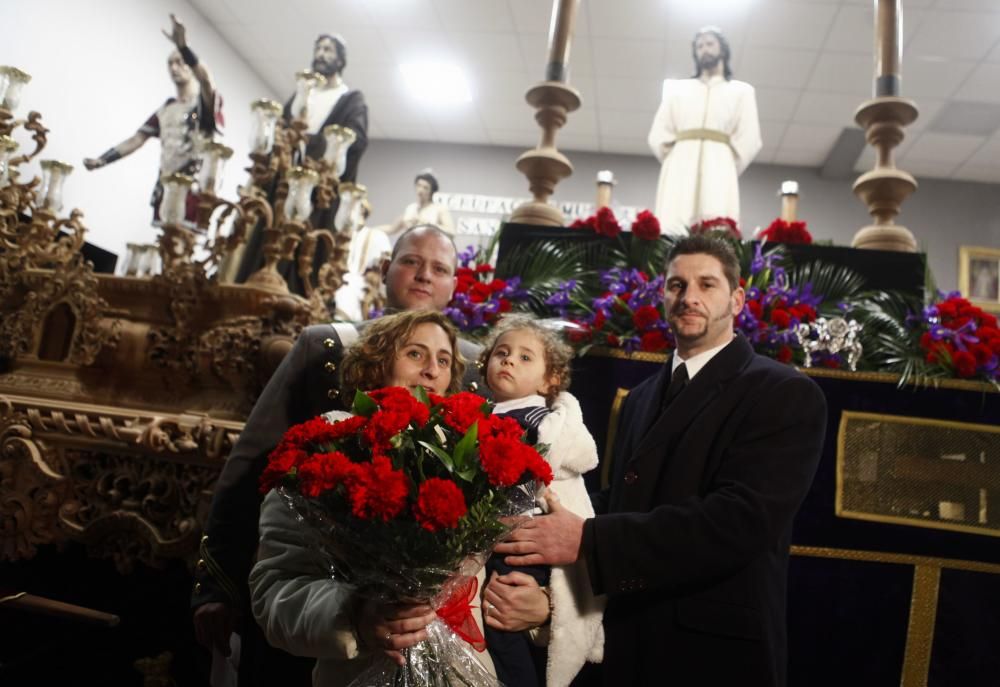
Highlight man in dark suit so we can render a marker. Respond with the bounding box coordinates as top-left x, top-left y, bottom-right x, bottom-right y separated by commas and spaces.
497, 235, 827, 686
192, 225, 479, 686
